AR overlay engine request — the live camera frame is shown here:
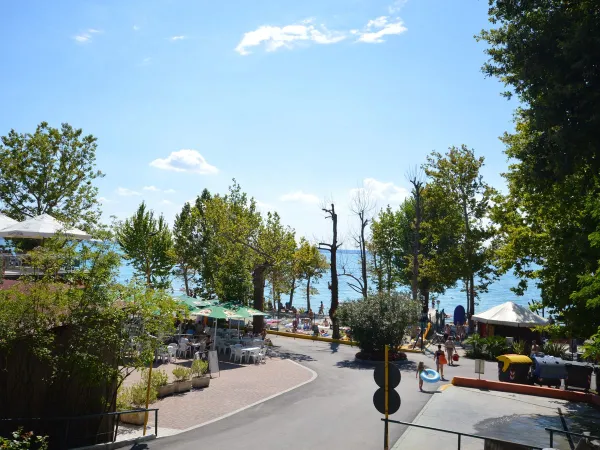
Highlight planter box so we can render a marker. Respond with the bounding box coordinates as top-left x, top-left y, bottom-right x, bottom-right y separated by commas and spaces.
120, 411, 147, 426
157, 383, 175, 398
174, 380, 192, 393
192, 376, 210, 389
